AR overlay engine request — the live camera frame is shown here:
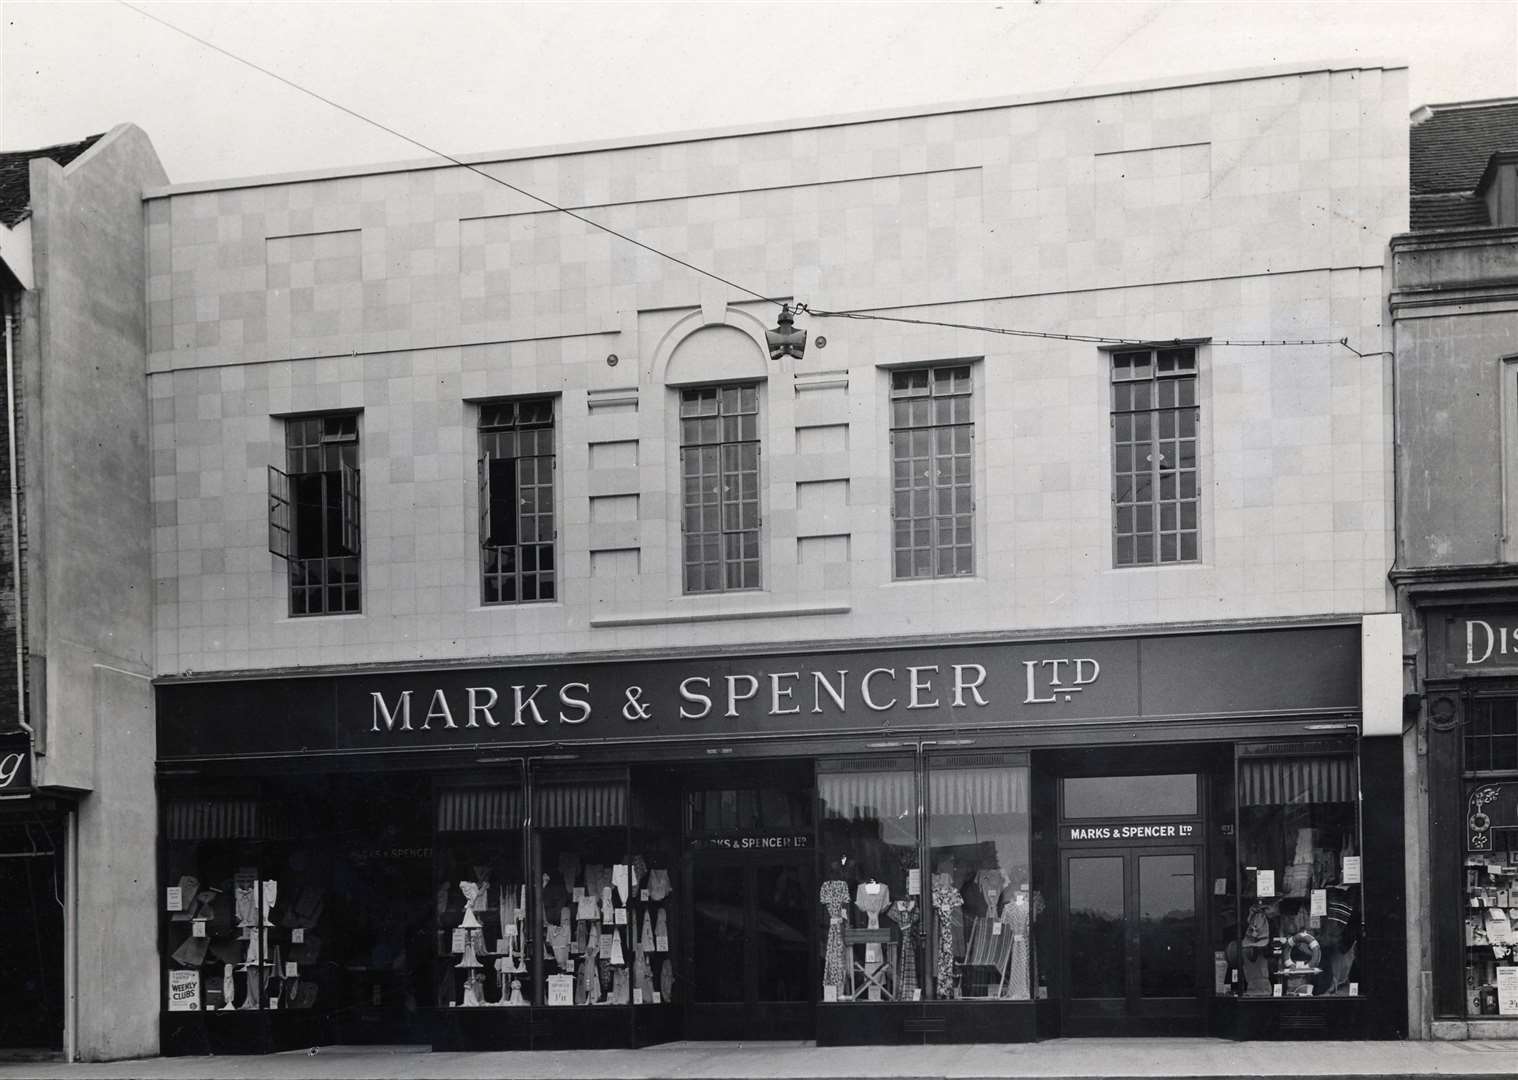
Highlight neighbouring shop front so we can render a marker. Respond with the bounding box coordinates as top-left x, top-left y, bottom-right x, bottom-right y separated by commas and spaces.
153, 622, 1405, 1052
1415, 602, 1518, 1025
0, 729, 67, 1056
